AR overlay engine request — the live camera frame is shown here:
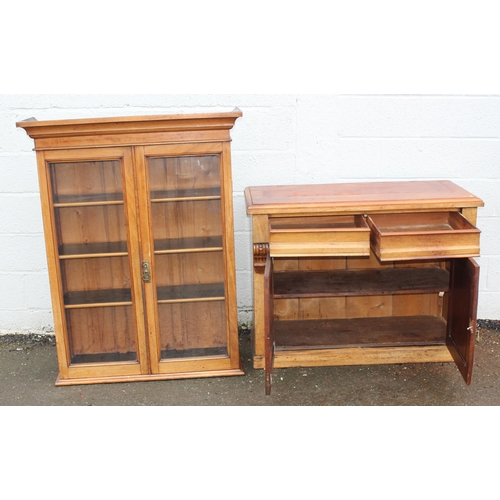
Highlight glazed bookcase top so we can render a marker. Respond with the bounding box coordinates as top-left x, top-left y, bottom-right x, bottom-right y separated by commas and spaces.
17, 110, 242, 150
16, 110, 244, 385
